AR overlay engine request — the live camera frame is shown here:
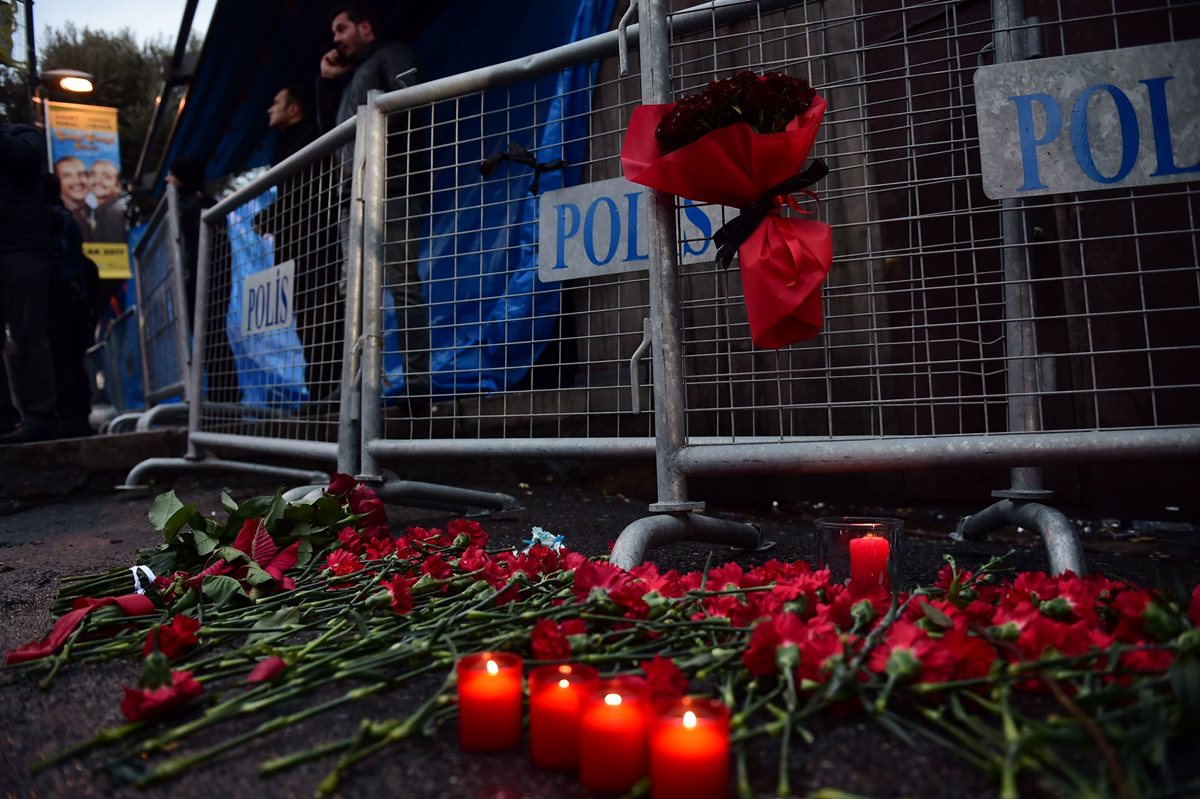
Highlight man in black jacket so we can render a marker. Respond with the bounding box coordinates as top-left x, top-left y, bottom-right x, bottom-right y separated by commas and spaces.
318, 1, 429, 397
0, 122, 58, 443
261, 85, 341, 405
